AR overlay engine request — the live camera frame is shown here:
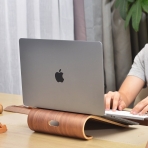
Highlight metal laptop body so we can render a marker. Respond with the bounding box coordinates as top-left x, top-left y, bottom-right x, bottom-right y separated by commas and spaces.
19, 39, 104, 116
19, 39, 141, 125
